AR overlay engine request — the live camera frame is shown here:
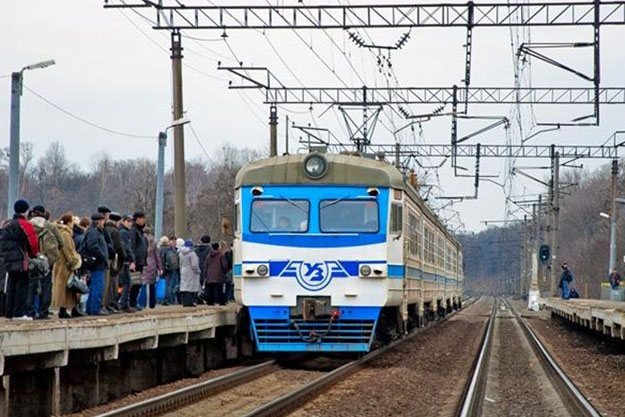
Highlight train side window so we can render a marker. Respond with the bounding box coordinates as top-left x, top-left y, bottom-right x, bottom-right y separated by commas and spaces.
390, 203, 403, 234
